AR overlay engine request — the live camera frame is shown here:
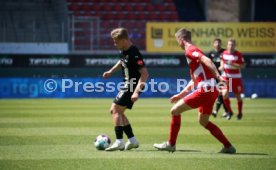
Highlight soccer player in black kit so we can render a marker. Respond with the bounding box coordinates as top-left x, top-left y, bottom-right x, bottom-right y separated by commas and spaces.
103, 28, 149, 151
208, 38, 227, 118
